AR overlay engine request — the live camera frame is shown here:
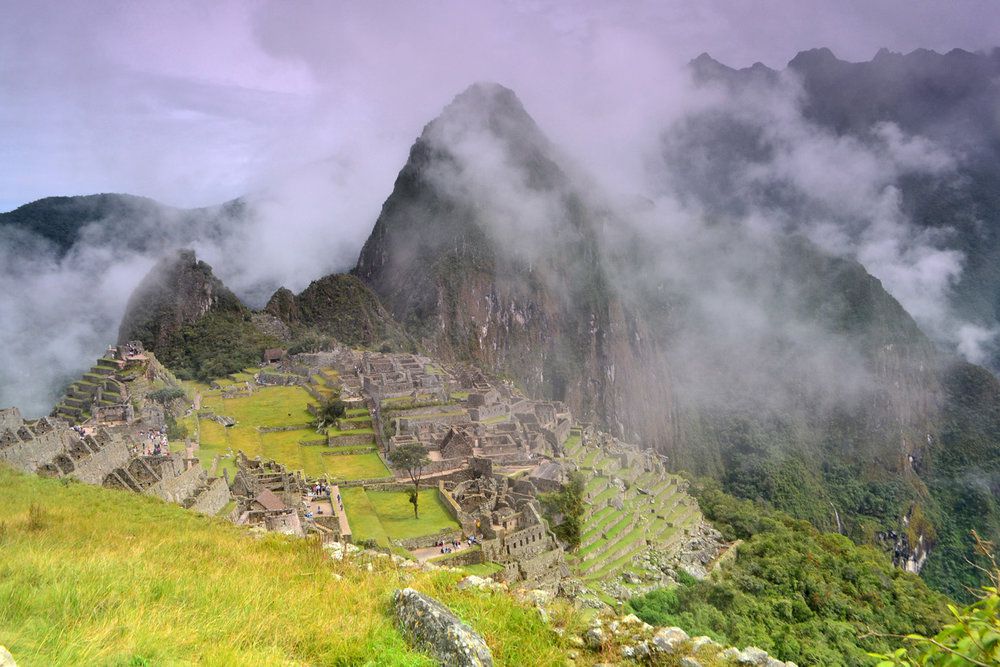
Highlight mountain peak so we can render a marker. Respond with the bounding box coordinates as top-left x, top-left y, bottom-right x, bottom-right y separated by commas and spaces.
788, 47, 840, 69
426, 81, 544, 148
